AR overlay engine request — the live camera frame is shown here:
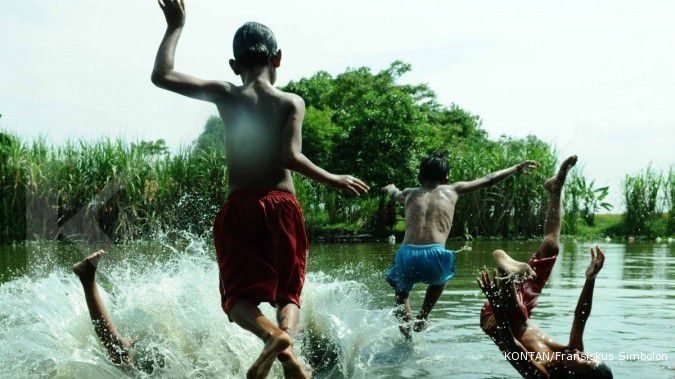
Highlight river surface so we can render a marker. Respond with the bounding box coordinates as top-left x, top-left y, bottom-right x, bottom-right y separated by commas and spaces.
0, 239, 673, 378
